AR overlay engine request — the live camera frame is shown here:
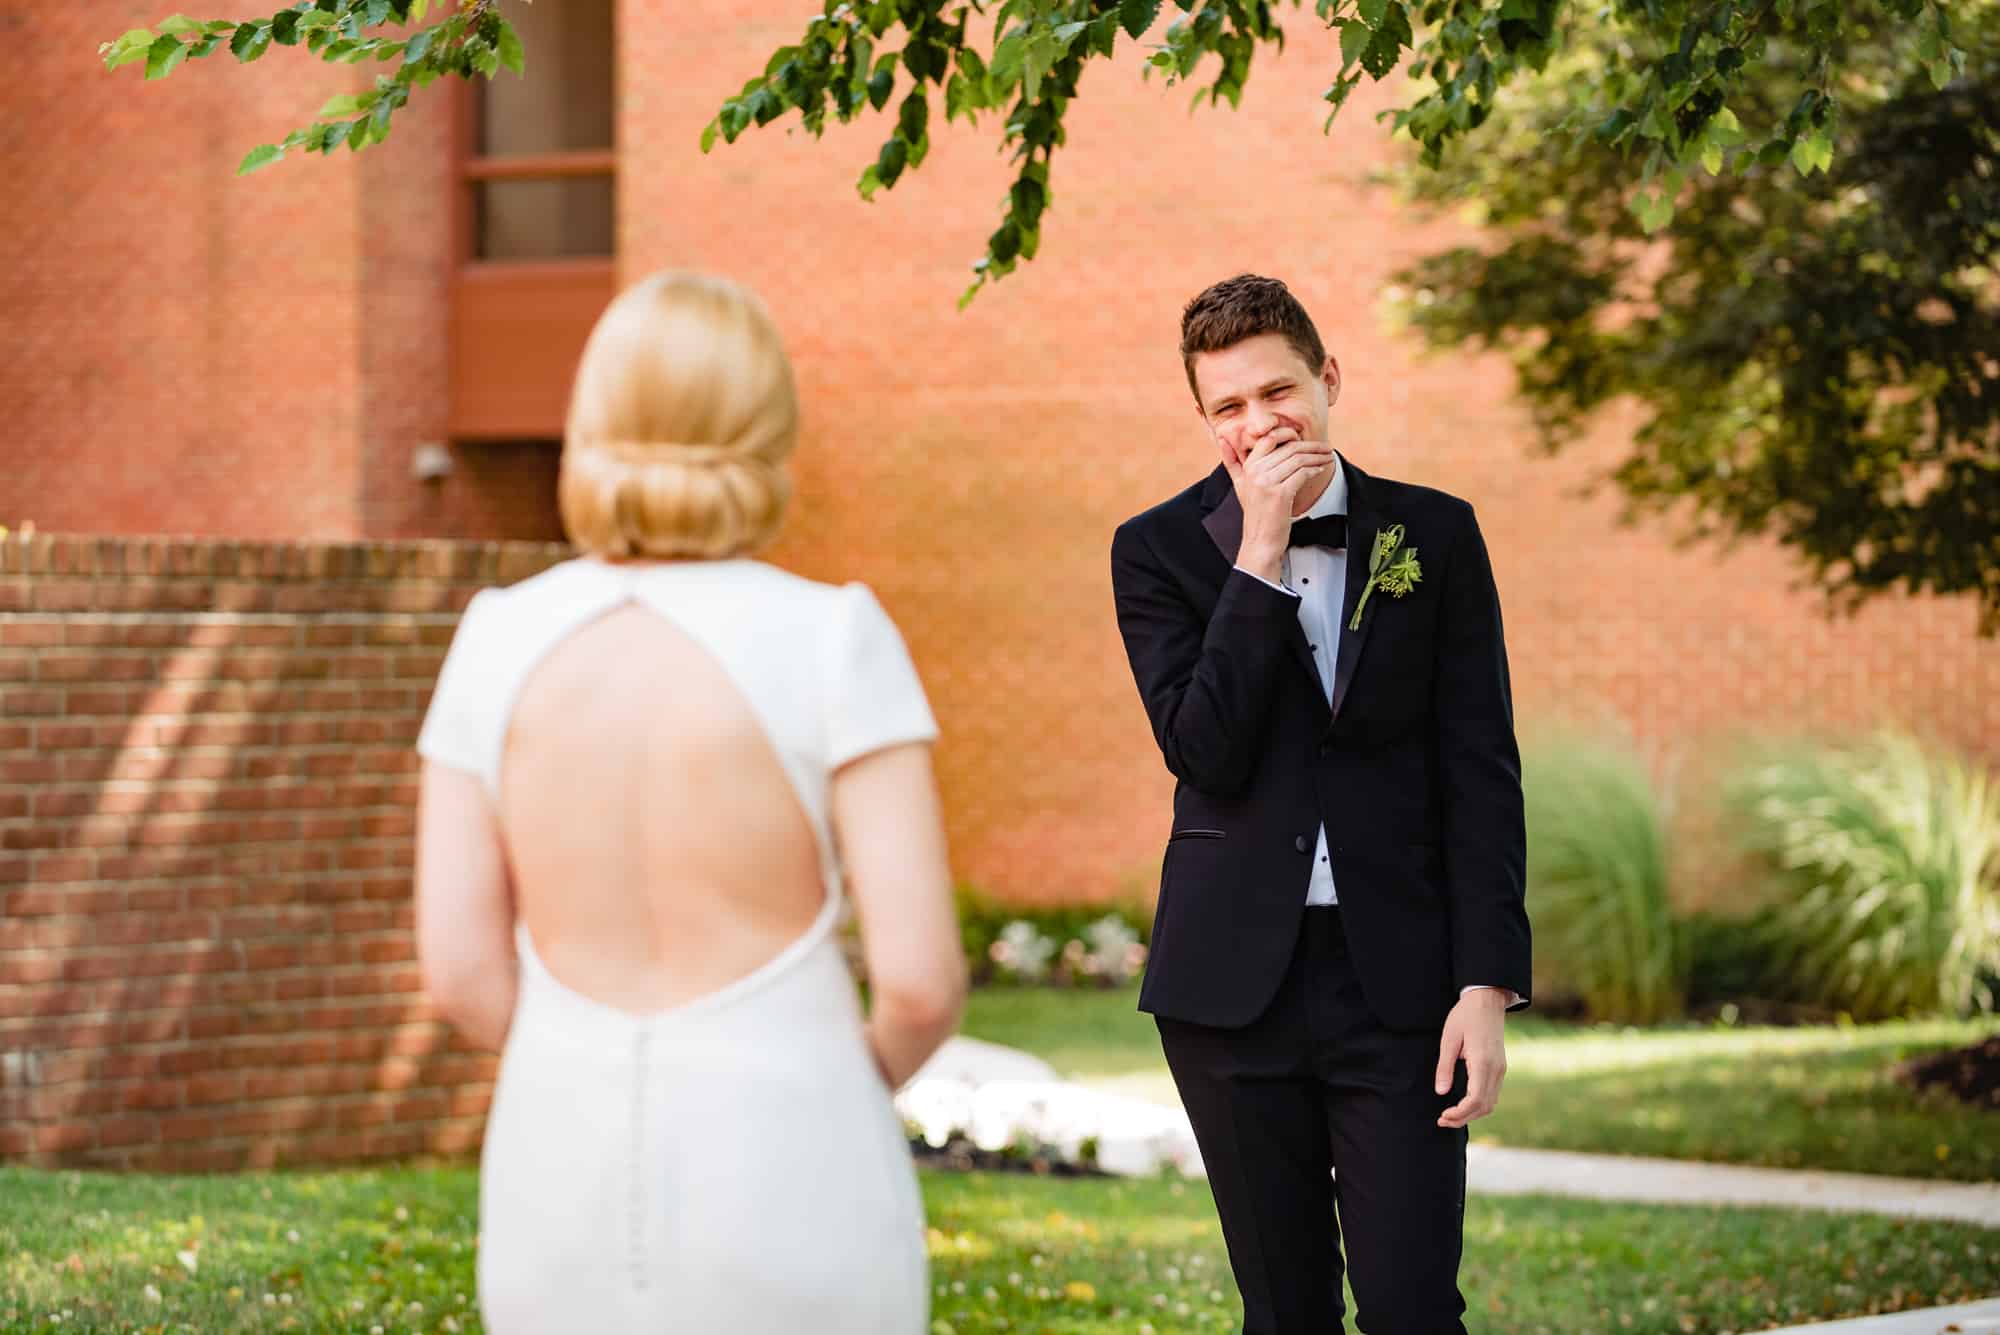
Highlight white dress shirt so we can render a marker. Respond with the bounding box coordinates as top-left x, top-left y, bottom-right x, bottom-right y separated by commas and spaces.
1243, 461, 1348, 905
1233, 456, 1516, 1006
